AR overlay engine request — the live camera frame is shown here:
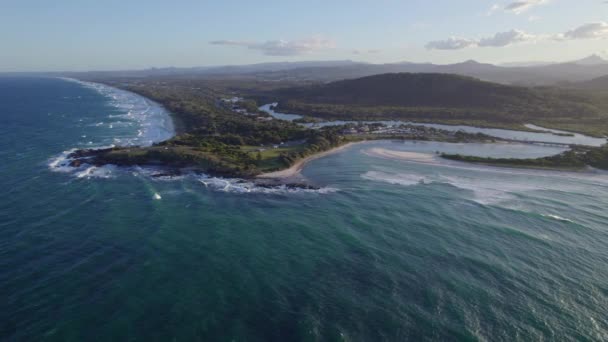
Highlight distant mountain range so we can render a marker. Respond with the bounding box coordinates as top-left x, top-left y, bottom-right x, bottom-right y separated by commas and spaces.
9, 54, 608, 87
243, 55, 608, 86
